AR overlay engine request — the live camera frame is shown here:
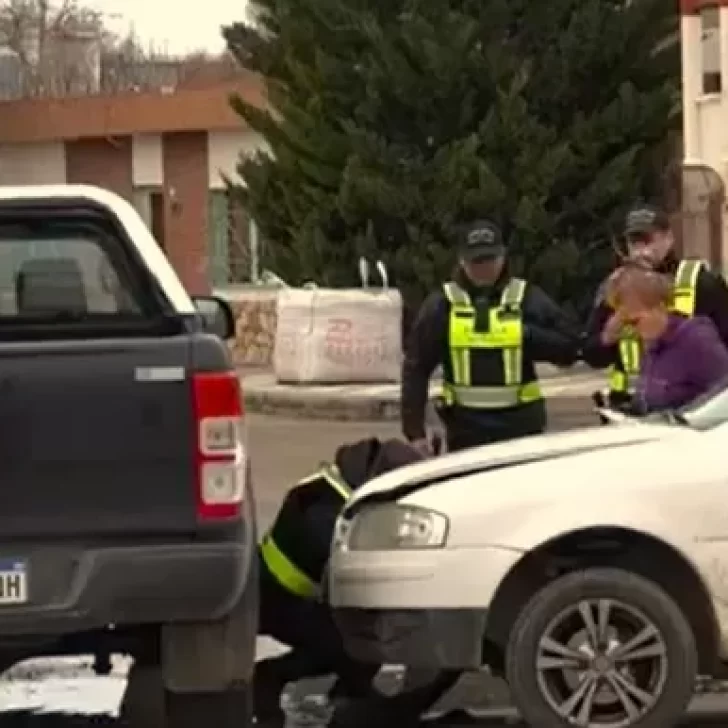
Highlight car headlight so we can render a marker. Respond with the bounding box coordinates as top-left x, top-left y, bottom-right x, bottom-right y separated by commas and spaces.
345, 504, 449, 551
